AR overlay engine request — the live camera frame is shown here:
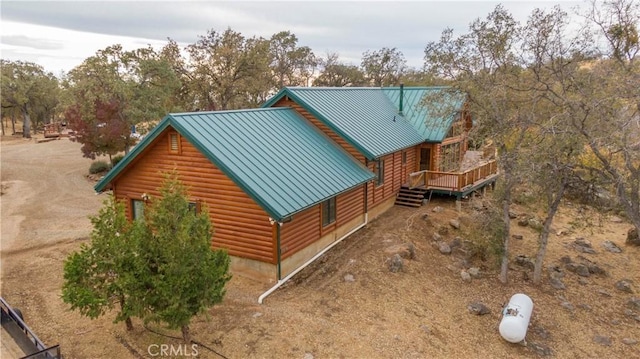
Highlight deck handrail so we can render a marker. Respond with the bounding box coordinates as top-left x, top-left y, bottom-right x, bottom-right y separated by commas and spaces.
408, 159, 498, 191
1, 297, 61, 358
